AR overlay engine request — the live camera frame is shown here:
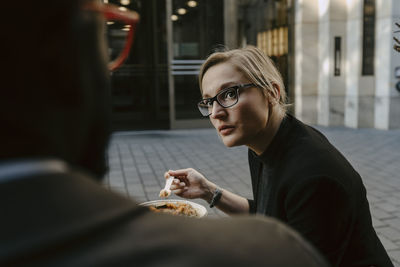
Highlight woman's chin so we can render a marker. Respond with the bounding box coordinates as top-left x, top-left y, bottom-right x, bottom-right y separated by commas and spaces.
220, 135, 241, 148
